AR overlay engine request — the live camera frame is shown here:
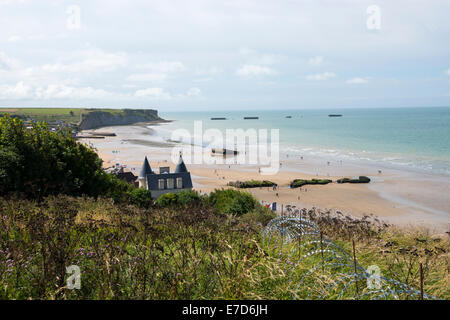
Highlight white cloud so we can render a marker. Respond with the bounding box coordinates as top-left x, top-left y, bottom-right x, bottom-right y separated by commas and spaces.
126, 73, 168, 82
195, 66, 222, 75
7, 35, 22, 42
140, 61, 186, 73
34, 84, 115, 100
0, 82, 120, 101
0, 81, 30, 99
236, 64, 275, 77
127, 61, 186, 83
445, 69, 450, 76
187, 87, 202, 97
37, 49, 128, 74
0, 51, 21, 70
346, 77, 369, 84
134, 87, 172, 100
254, 54, 283, 65
306, 72, 336, 81
308, 56, 323, 66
